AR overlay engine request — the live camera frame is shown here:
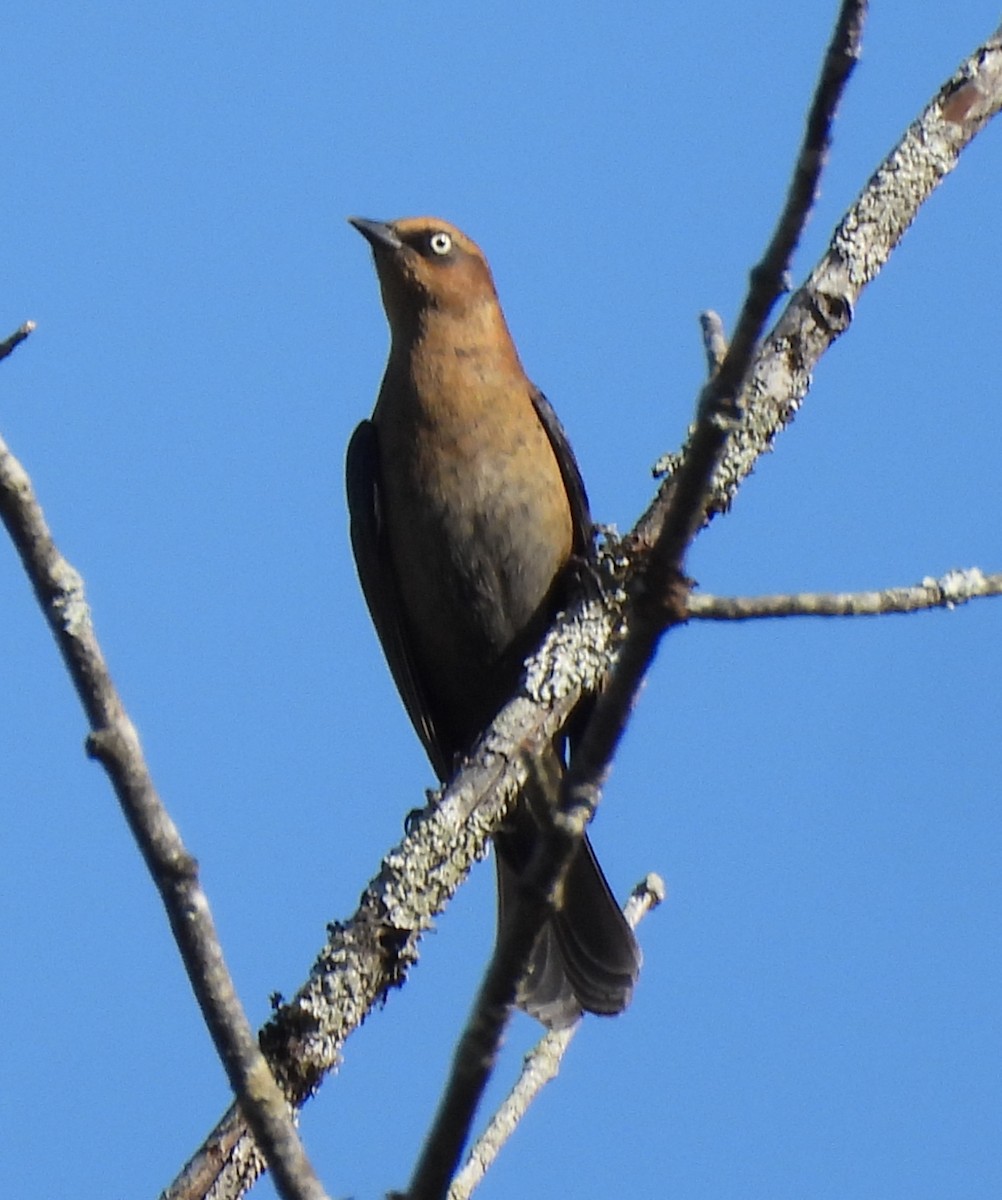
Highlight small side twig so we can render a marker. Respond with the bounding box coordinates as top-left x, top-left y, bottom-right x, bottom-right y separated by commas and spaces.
699, 311, 729, 375
447, 875, 666, 1200
687, 568, 1001, 620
